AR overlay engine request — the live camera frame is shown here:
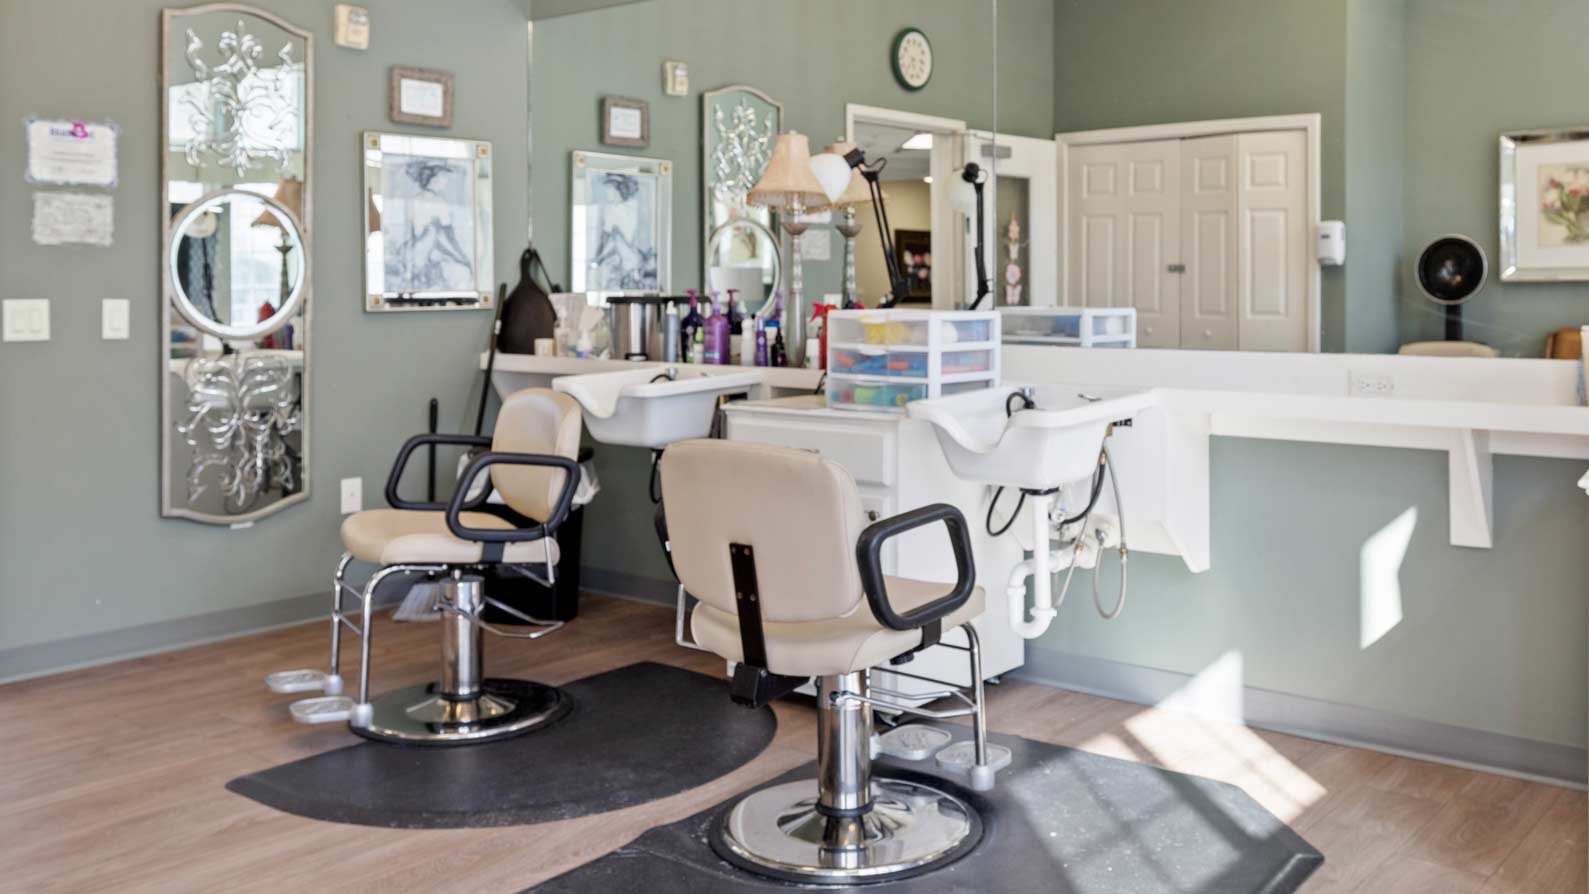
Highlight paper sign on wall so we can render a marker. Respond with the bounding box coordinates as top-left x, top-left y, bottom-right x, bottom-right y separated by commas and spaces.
800, 228, 832, 261
25, 118, 118, 188
32, 192, 114, 246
